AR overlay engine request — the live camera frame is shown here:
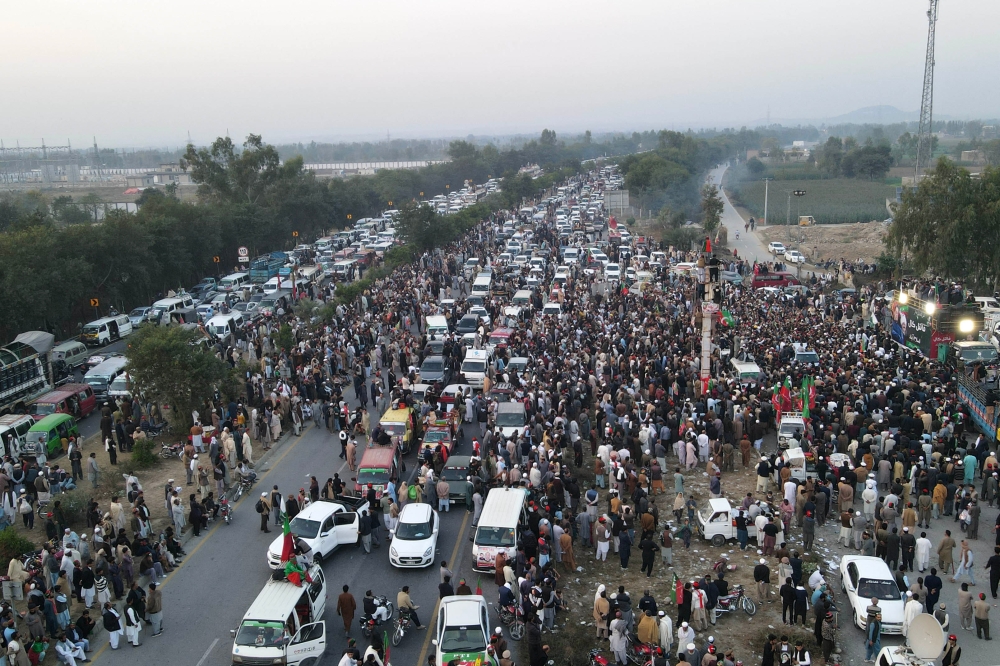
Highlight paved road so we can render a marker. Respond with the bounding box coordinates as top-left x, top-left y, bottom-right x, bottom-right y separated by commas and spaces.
707, 165, 769, 266
91, 415, 481, 666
